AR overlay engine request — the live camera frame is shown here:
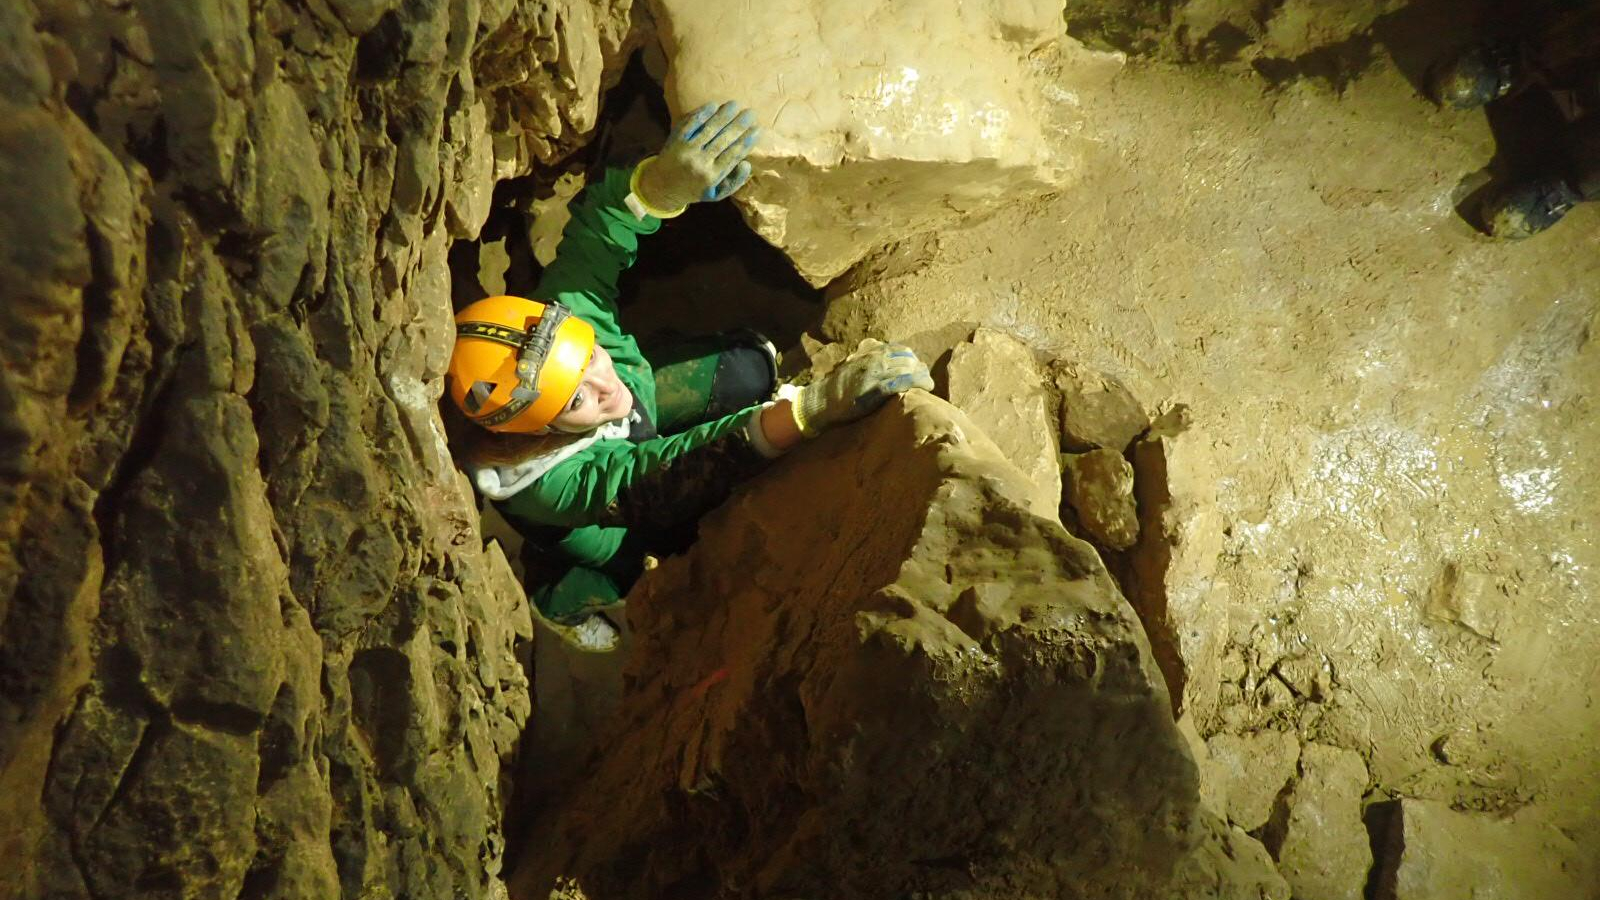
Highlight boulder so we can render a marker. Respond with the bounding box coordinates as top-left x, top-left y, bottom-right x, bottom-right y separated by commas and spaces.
1267, 744, 1372, 900
1063, 448, 1140, 549
1204, 730, 1300, 831
1053, 363, 1150, 452
510, 392, 1285, 899
1371, 800, 1588, 900
945, 328, 1062, 519
648, 0, 1122, 283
